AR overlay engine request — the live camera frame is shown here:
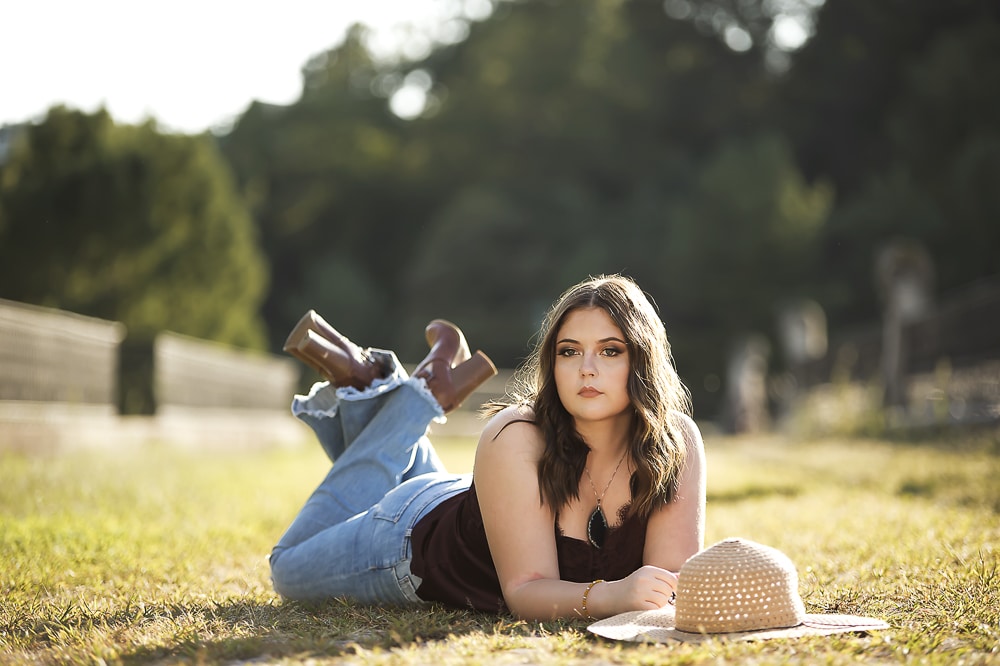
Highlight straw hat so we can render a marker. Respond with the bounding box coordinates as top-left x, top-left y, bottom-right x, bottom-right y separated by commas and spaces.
589, 538, 888, 643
